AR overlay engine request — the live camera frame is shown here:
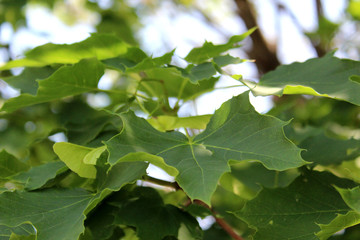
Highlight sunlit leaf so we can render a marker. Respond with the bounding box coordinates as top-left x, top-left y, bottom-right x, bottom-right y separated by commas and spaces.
0, 34, 129, 70
53, 142, 100, 179
1, 58, 104, 113
147, 114, 211, 131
